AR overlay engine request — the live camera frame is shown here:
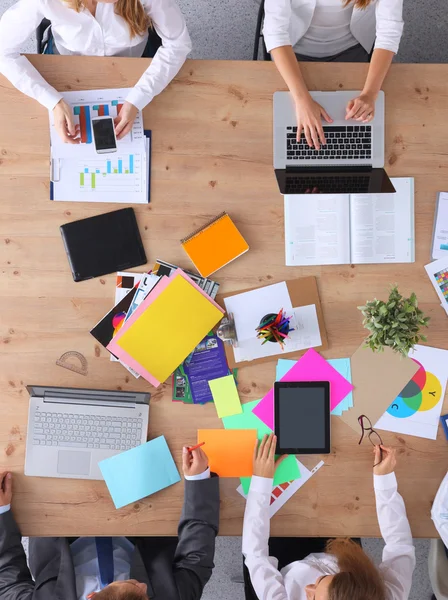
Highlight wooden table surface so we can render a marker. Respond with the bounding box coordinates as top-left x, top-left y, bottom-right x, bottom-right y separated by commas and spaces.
1, 56, 447, 537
